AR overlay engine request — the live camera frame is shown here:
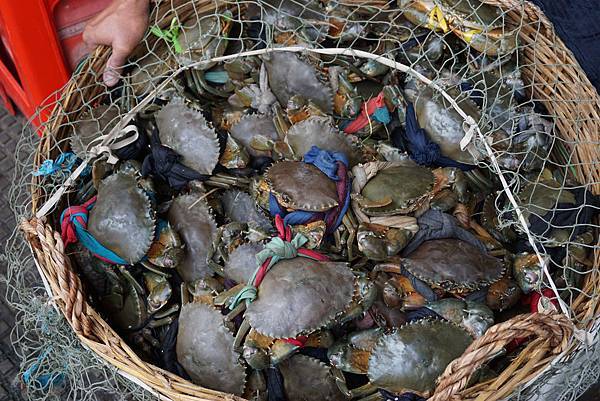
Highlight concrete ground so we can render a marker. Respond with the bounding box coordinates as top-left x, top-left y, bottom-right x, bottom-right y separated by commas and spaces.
0, 106, 597, 401
0, 107, 25, 401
